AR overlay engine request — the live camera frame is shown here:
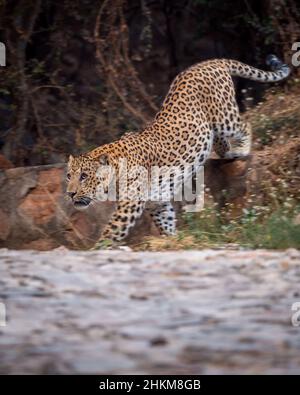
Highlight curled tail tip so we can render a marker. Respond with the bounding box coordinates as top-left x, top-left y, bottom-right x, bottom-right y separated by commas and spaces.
266, 53, 290, 73
266, 54, 291, 78
265, 54, 283, 69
